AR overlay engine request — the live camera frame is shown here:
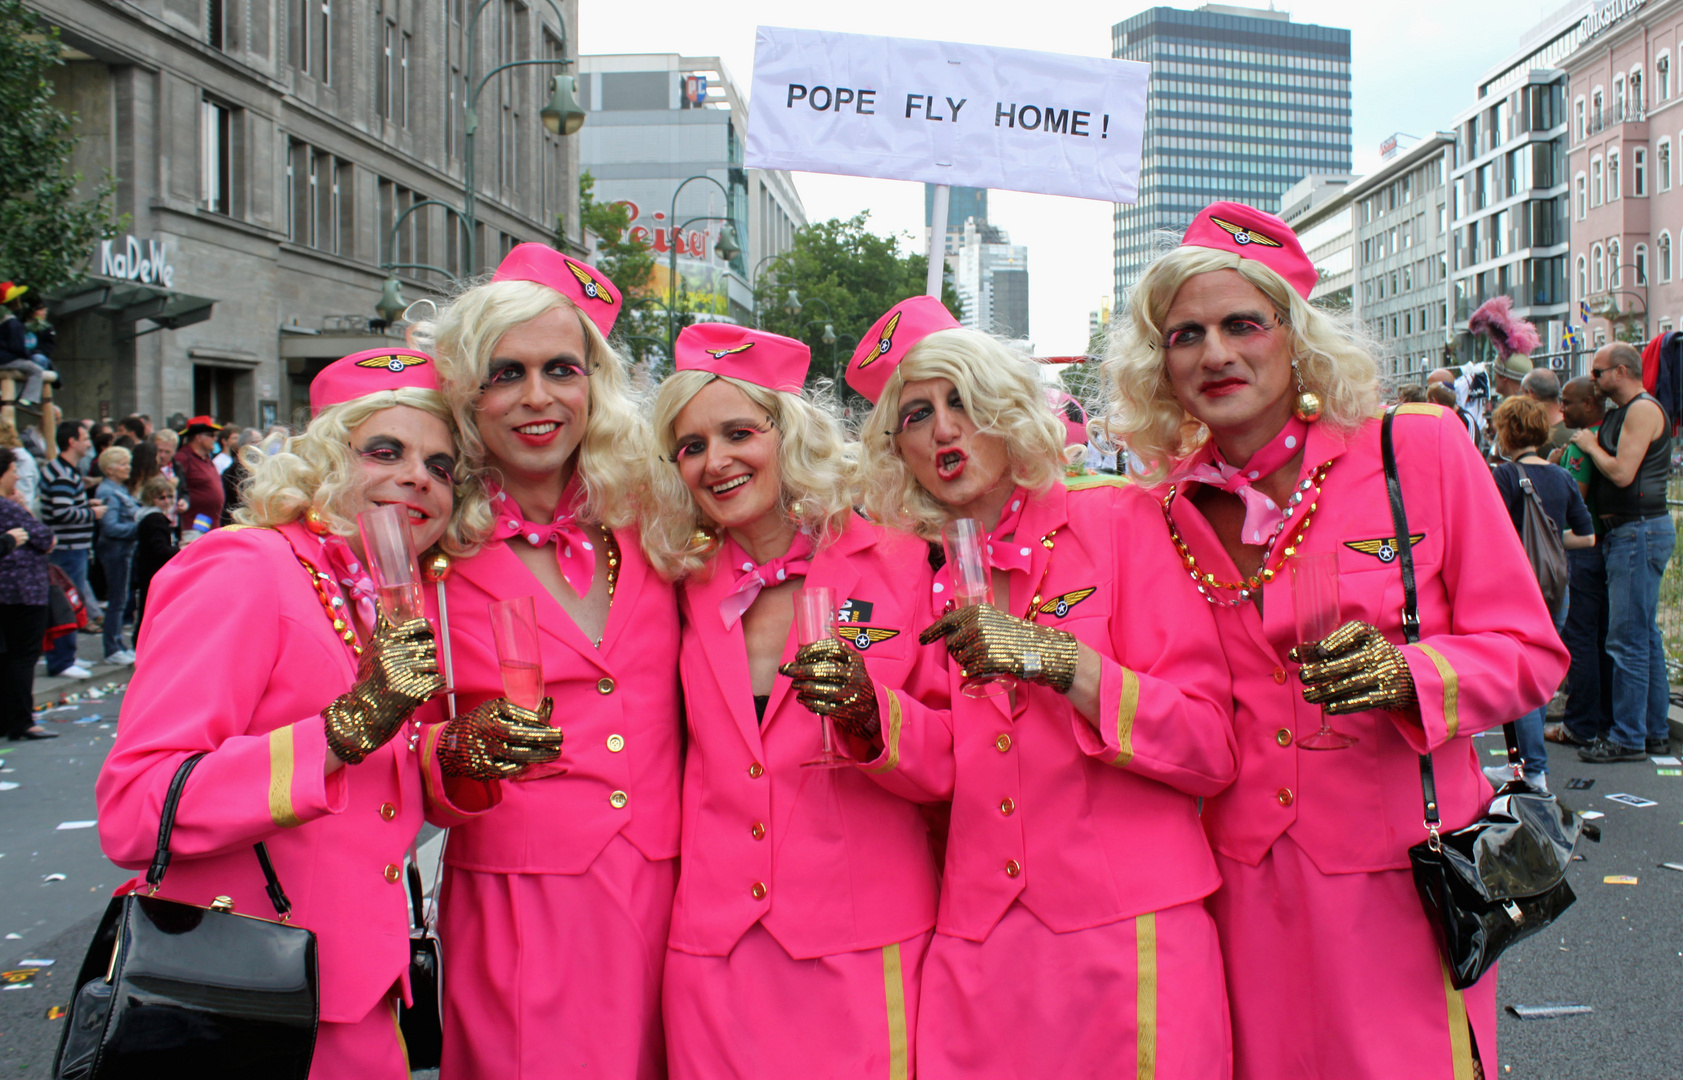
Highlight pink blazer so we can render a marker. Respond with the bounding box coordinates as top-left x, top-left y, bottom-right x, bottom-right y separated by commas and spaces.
97, 522, 494, 1025
888, 480, 1237, 942
416, 530, 682, 874
668, 517, 950, 960
1167, 405, 1571, 873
